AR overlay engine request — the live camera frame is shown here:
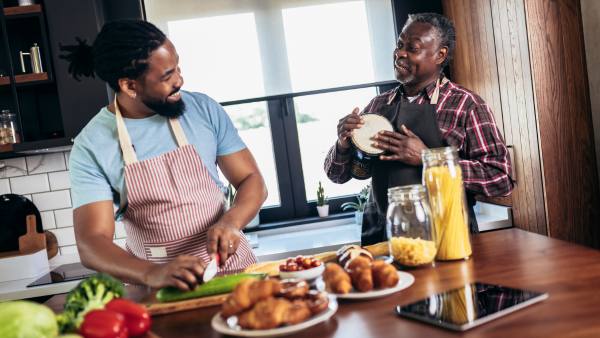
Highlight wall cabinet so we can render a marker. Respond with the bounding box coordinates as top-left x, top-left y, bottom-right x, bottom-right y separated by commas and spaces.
0, 0, 108, 158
